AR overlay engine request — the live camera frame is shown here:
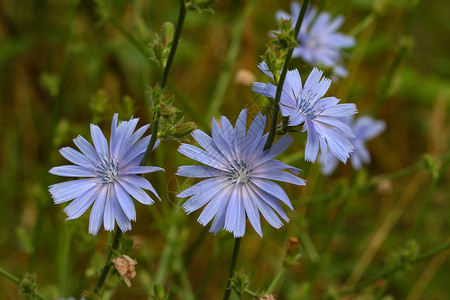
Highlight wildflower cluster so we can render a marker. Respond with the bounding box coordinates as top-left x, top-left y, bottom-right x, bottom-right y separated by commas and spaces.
44, 1, 388, 299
